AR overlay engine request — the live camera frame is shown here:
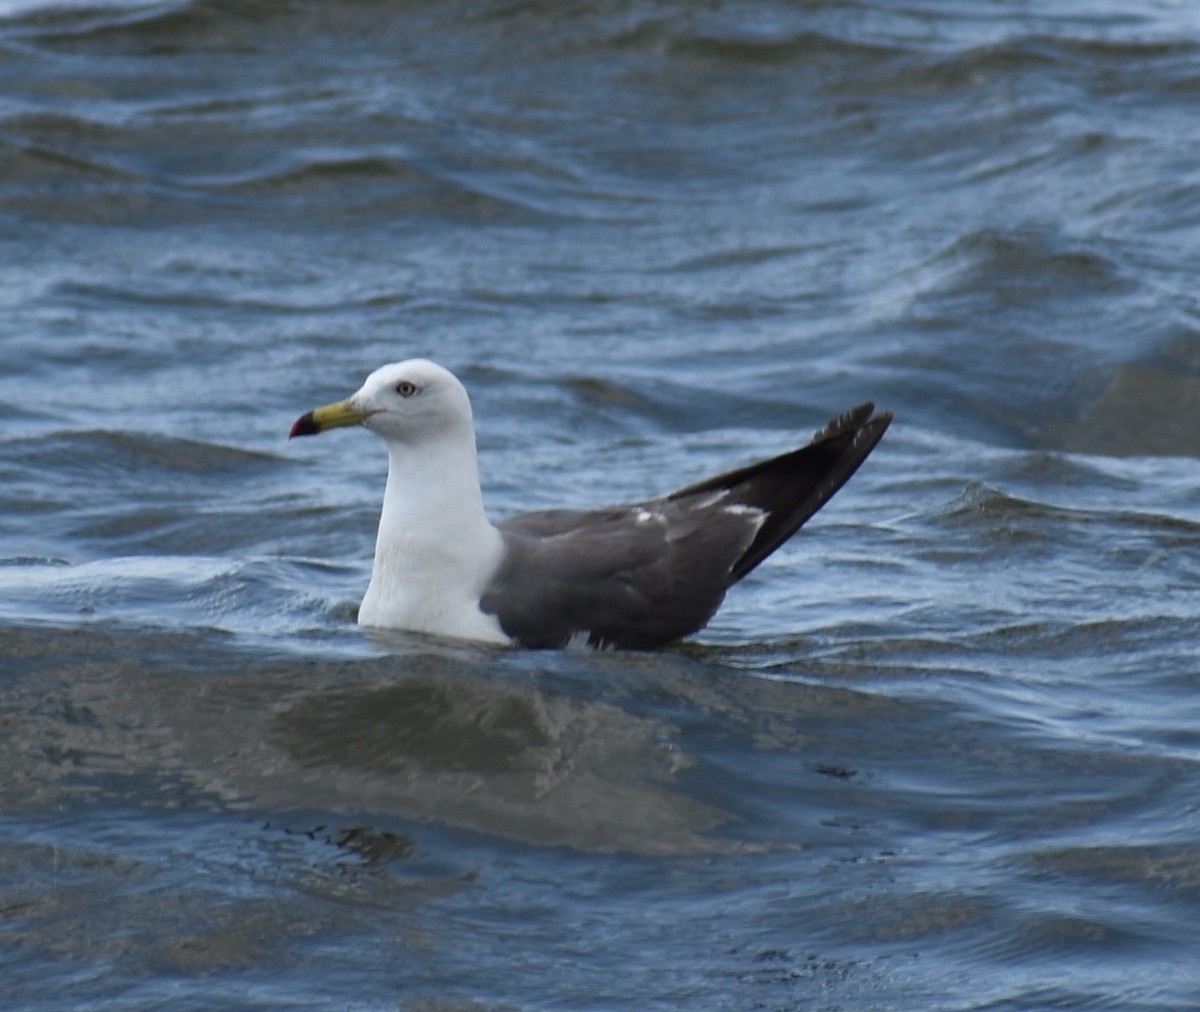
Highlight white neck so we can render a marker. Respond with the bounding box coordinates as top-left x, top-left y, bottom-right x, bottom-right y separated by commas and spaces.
357, 430, 508, 643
